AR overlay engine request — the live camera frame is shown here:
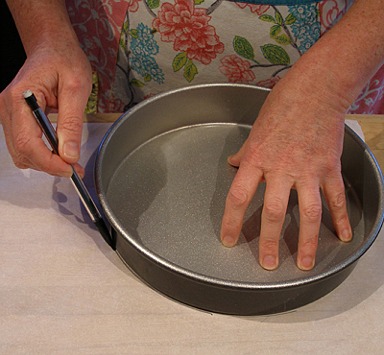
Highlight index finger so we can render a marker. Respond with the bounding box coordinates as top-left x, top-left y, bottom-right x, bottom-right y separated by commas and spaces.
220, 163, 263, 247
8, 95, 74, 176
